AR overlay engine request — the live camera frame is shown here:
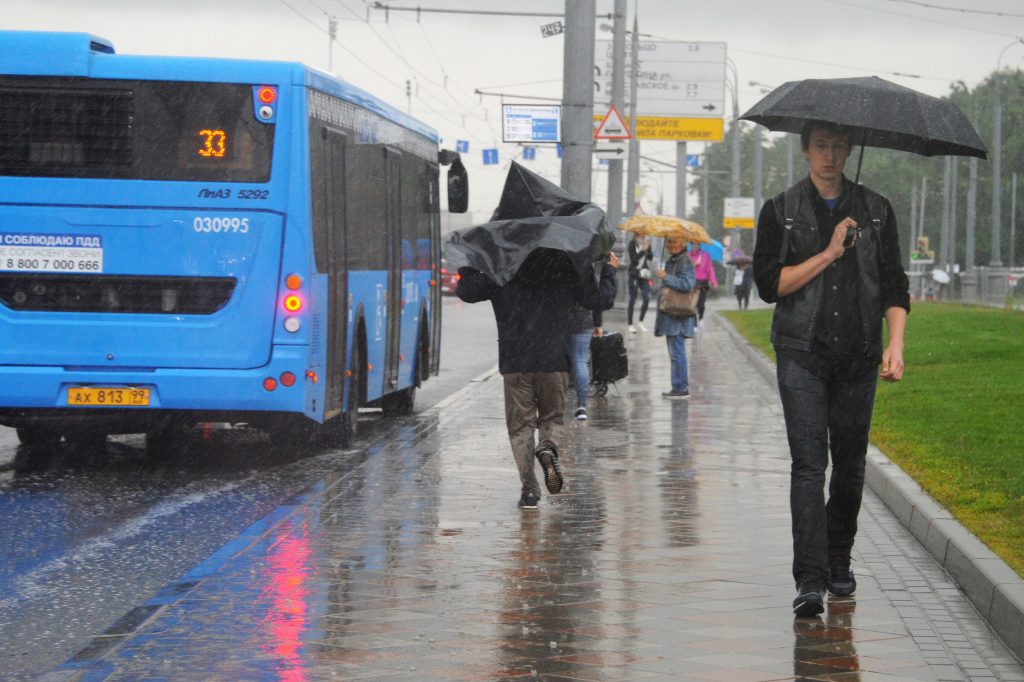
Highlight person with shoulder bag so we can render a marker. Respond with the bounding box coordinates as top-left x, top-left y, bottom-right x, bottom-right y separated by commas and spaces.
653, 234, 697, 399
